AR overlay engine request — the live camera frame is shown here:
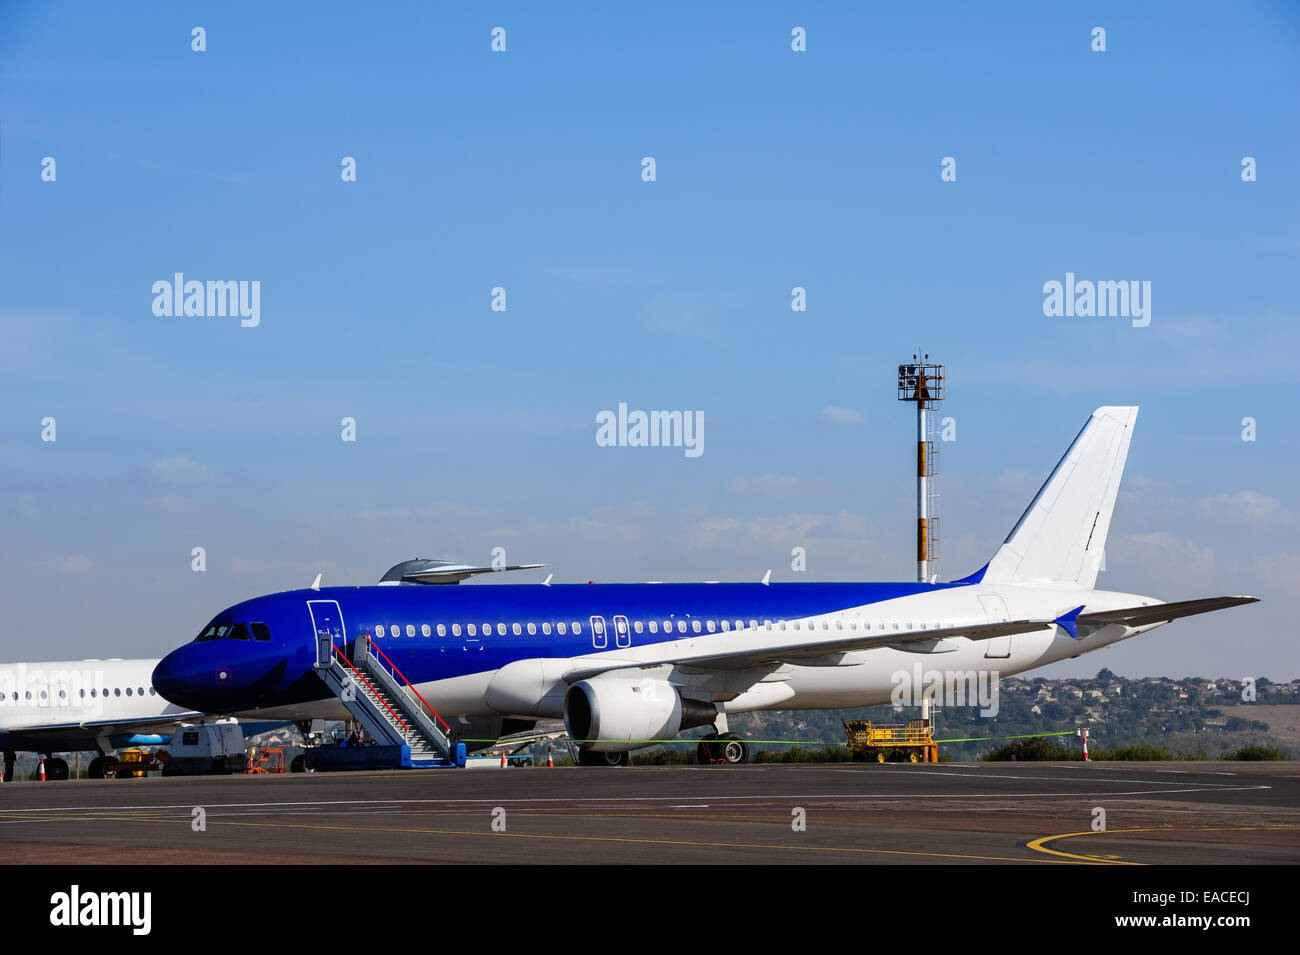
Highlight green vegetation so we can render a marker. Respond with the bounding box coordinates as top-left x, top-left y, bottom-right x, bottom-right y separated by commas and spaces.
981, 738, 1080, 761
1223, 743, 1289, 760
